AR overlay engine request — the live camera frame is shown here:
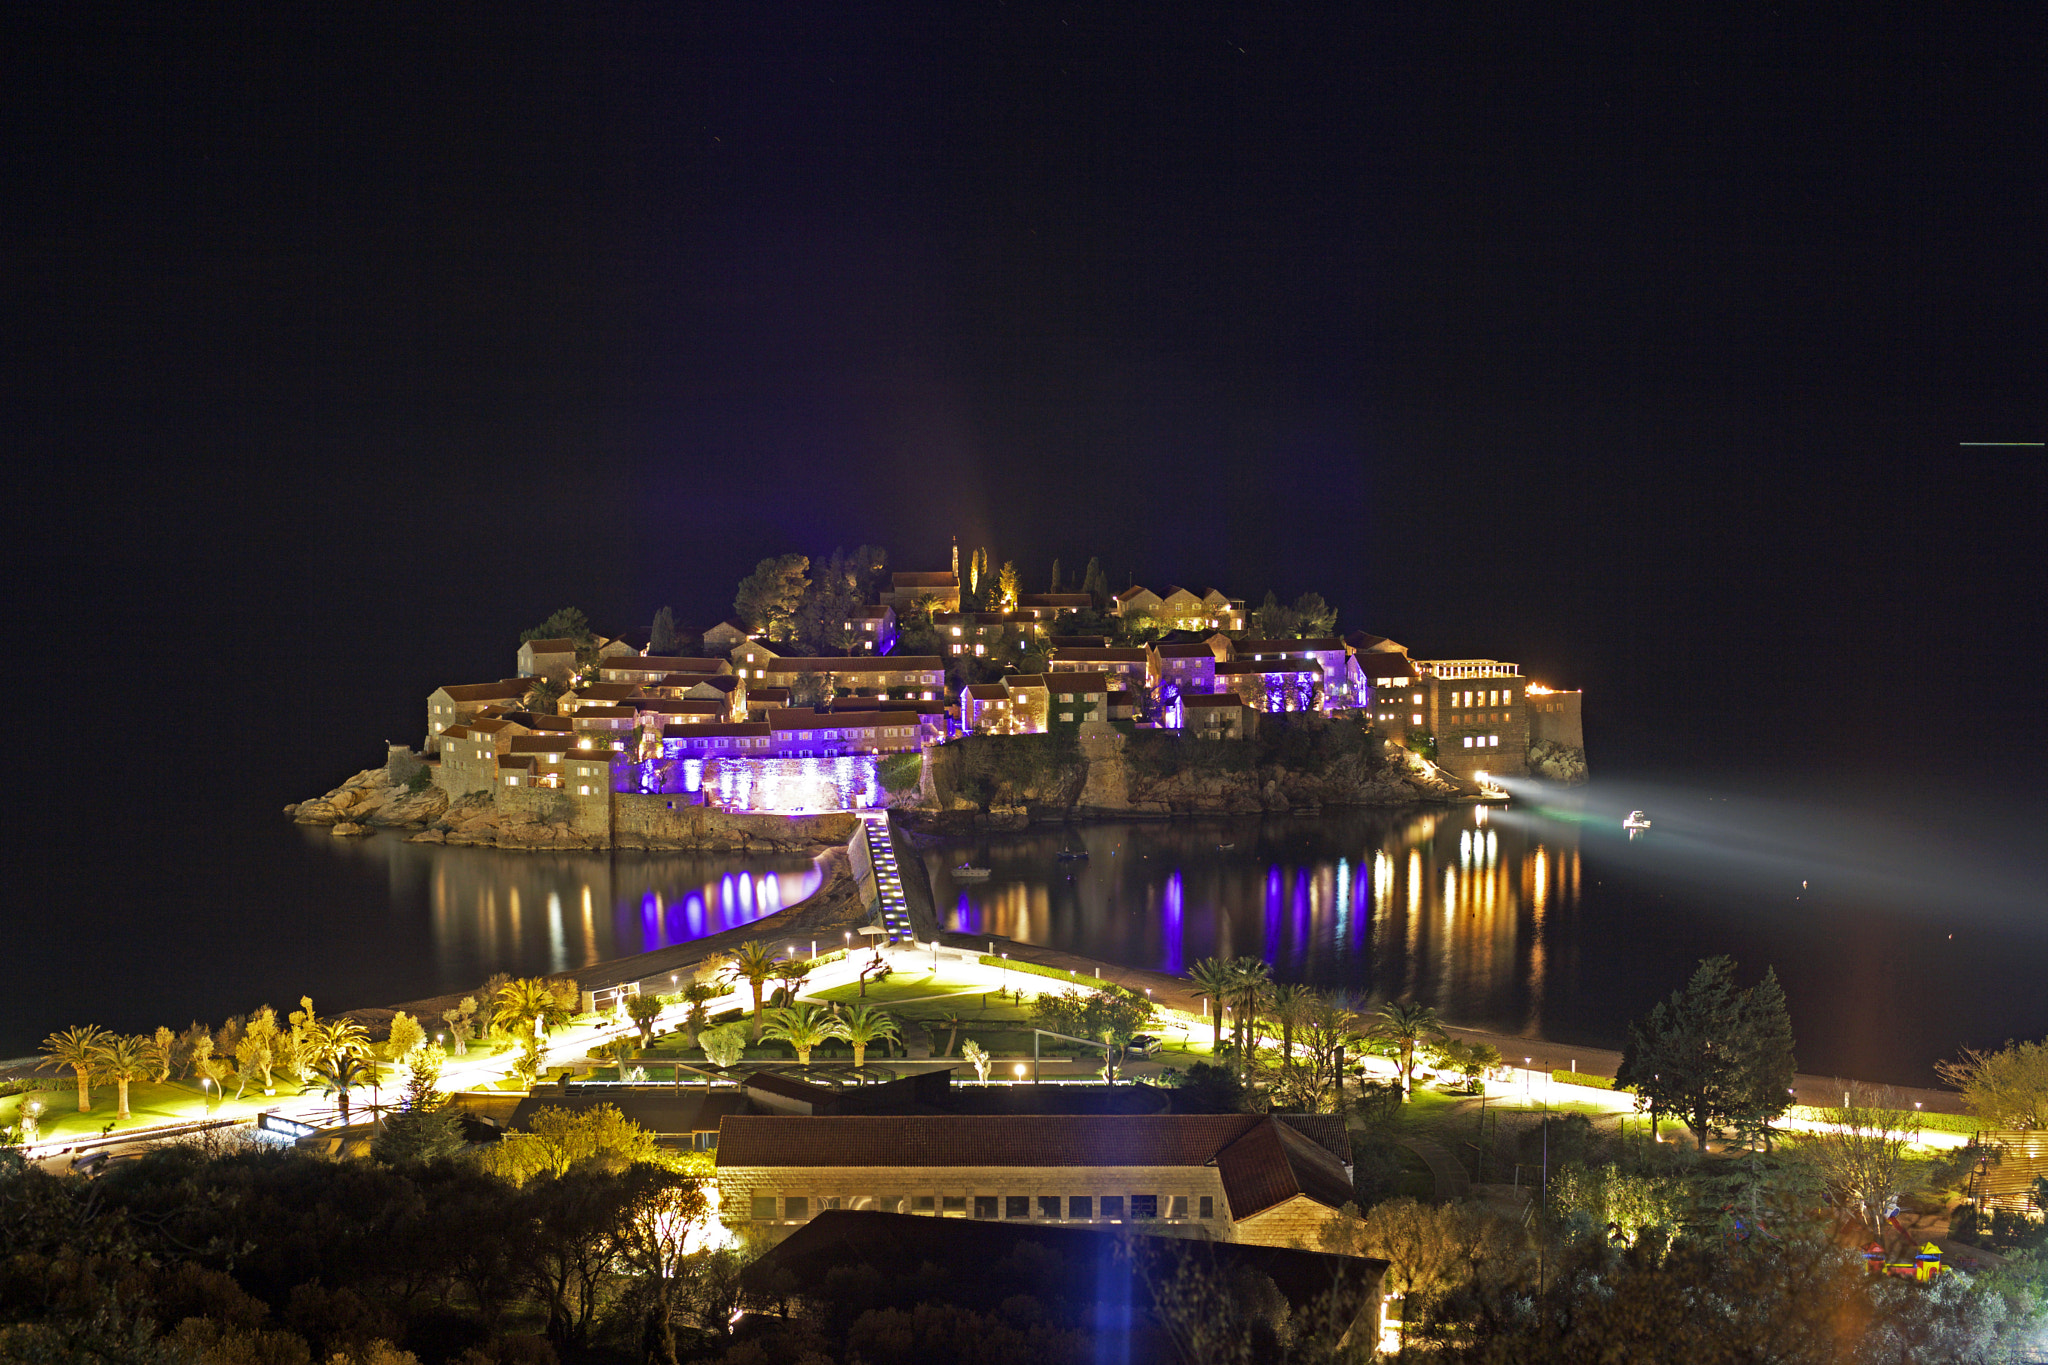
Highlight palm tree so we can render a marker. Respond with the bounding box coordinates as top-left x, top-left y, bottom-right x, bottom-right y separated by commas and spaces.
493, 977, 556, 1041
725, 942, 783, 1041
311, 1051, 375, 1125
98, 1034, 153, 1121
1228, 957, 1273, 1058
677, 983, 724, 1048
1372, 1000, 1445, 1099
761, 1003, 846, 1066
1268, 983, 1314, 1065
838, 1005, 899, 1068
773, 959, 815, 1006
523, 677, 566, 714
39, 1025, 112, 1113
1185, 958, 1236, 1052
311, 1014, 373, 1066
